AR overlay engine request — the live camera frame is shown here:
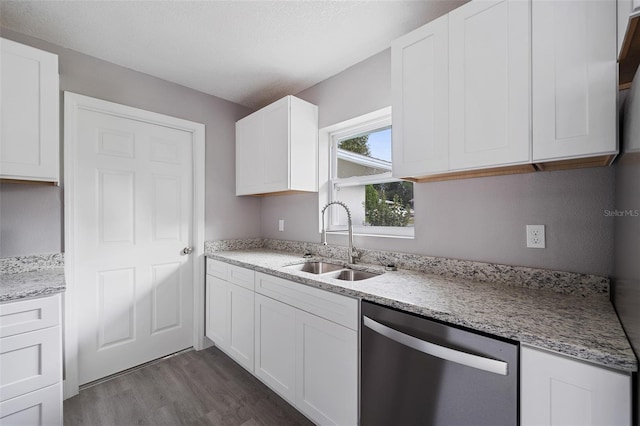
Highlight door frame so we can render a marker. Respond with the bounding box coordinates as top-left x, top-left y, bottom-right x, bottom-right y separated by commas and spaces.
62, 92, 206, 399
